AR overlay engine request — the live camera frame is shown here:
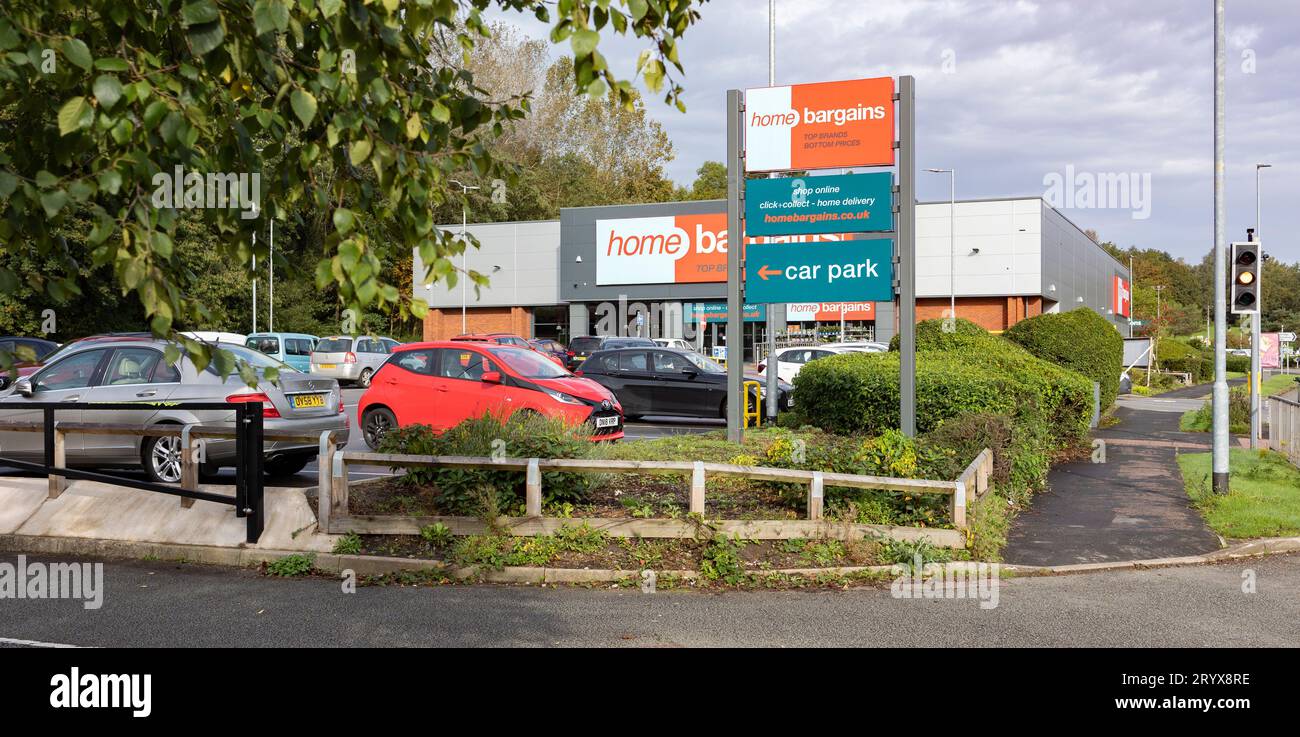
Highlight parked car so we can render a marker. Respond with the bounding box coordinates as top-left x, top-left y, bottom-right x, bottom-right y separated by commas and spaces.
8, 333, 154, 388
821, 341, 889, 353
653, 338, 694, 351
575, 347, 792, 421
245, 333, 318, 373
356, 341, 623, 448
757, 346, 853, 384
180, 330, 247, 345
0, 339, 347, 482
454, 333, 563, 365
530, 338, 569, 364
309, 335, 398, 387
0, 337, 60, 391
